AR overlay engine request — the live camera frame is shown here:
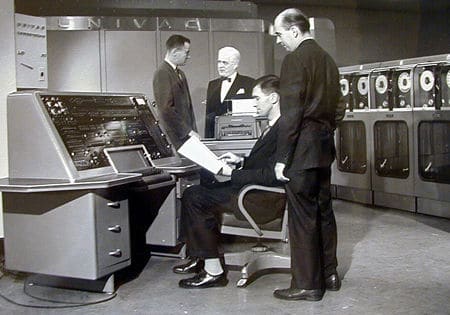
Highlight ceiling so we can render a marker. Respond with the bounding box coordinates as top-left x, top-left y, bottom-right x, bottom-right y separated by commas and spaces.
249, 0, 449, 12
15, 0, 450, 17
